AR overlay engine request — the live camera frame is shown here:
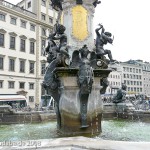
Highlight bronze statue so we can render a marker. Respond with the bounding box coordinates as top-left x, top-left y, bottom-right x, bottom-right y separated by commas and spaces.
93, 0, 101, 7
77, 45, 94, 95
76, 0, 83, 4
43, 22, 70, 88
52, 23, 70, 58
45, 32, 59, 63
95, 24, 115, 63
71, 45, 94, 128
51, 0, 63, 11
100, 77, 109, 94
43, 23, 70, 128
113, 84, 127, 103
